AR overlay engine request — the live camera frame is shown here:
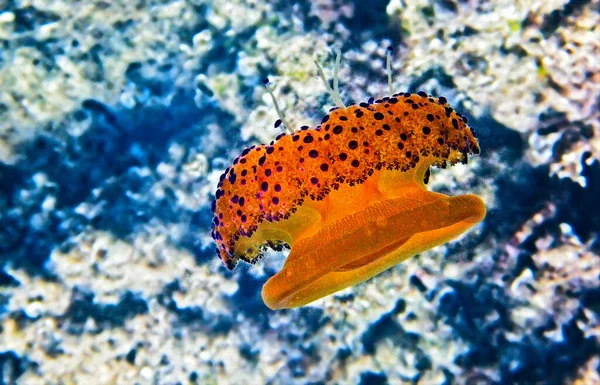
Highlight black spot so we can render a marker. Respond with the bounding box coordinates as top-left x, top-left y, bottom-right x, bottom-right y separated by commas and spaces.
339, 153, 348, 161
351, 159, 360, 167
358, 372, 388, 385
374, 112, 384, 120
397, 142, 404, 150
261, 182, 268, 191
382, 124, 390, 131
412, 104, 419, 109
274, 119, 282, 128
309, 149, 319, 158
437, 137, 445, 145
303, 135, 314, 143
426, 114, 434, 122
333, 125, 343, 134
452, 118, 459, 129
445, 107, 453, 117
265, 169, 272, 177
321, 115, 330, 123
310, 177, 318, 185
422, 126, 431, 135
266, 147, 275, 154
400, 133, 408, 141
320, 163, 329, 172
351, 127, 359, 133
125, 348, 137, 365
272, 197, 279, 205
339, 116, 348, 121
348, 140, 358, 150
406, 151, 412, 158
355, 110, 364, 118
375, 130, 383, 136
274, 184, 282, 192
292, 135, 300, 142
410, 274, 428, 292
438, 96, 447, 104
